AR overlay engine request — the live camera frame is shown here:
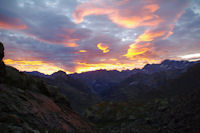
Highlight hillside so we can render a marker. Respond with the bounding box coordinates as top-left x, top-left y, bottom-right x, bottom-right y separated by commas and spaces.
0, 42, 97, 132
